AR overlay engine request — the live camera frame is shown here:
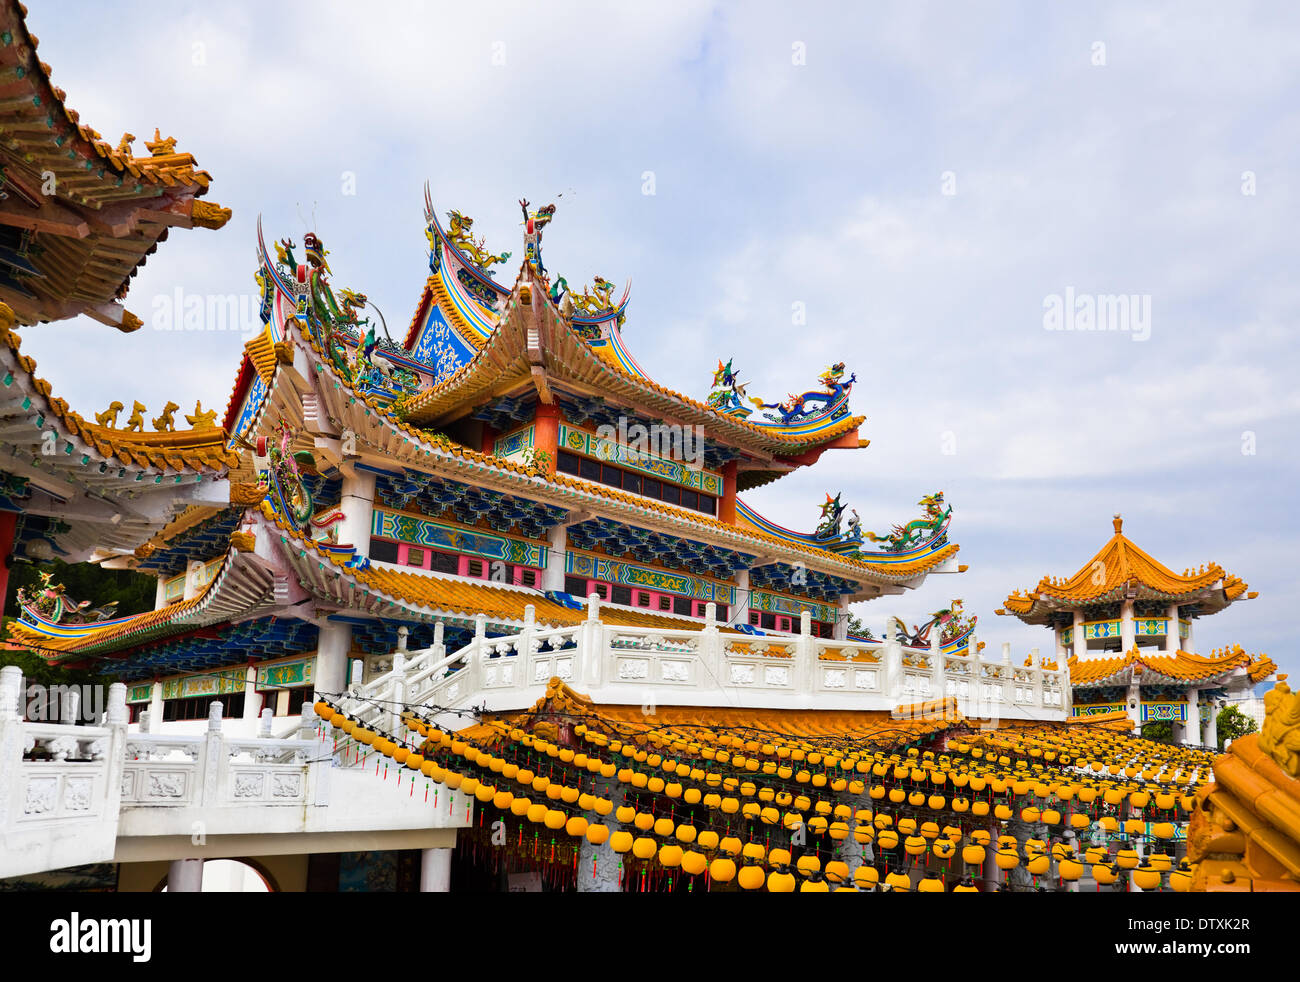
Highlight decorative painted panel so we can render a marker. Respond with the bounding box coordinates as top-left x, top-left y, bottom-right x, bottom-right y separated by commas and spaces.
751, 590, 836, 625
412, 304, 474, 383
559, 424, 724, 496
127, 684, 153, 704
1084, 619, 1122, 640
566, 551, 734, 604
1134, 618, 1170, 636
1060, 627, 1073, 647
372, 509, 546, 567
161, 671, 246, 701
1179, 619, 1190, 639
494, 426, 535, 460
1073, 702, 1125, 716
162, 556, 224, 603
256, 656, 316, 691
1139, 702, 1188, 723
